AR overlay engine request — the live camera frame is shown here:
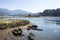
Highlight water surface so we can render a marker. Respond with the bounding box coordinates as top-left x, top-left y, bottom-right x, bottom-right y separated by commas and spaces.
5, 17, 60, 40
